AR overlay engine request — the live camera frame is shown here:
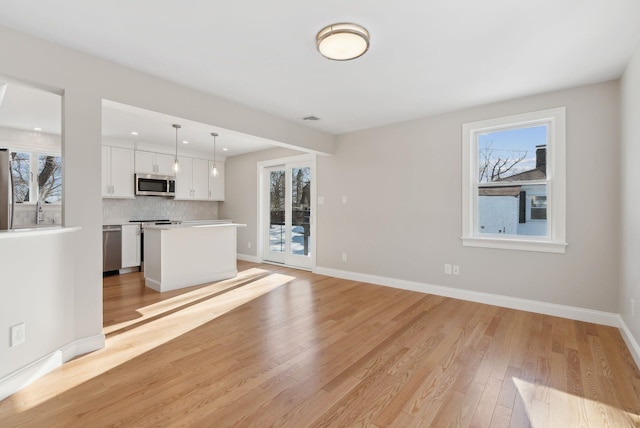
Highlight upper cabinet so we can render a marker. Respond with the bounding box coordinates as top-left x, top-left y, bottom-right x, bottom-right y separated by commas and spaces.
103, 146, 225, 201
135, 150, 175, 176
208, 161, 225, 201
175, 156, 209, 200
102, 146, 135, 198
